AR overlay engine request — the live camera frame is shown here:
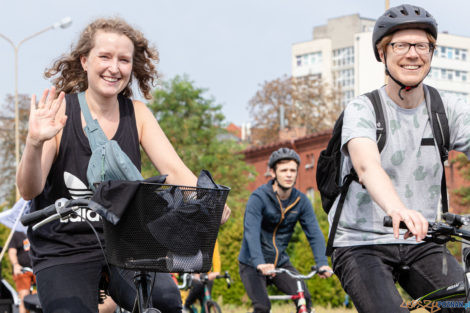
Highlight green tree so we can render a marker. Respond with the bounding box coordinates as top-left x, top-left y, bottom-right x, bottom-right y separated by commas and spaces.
145, 75, 256, 304
452, 153, 470, 210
